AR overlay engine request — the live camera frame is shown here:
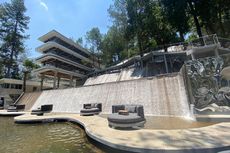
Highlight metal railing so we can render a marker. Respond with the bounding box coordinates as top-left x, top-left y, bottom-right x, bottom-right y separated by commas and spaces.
189, 34, 220, 47
91, 34, 230, 76
145, 34, 229, 54
14, 92, 24, 104
218, 37, 230, 49
143, 41, 190, 54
